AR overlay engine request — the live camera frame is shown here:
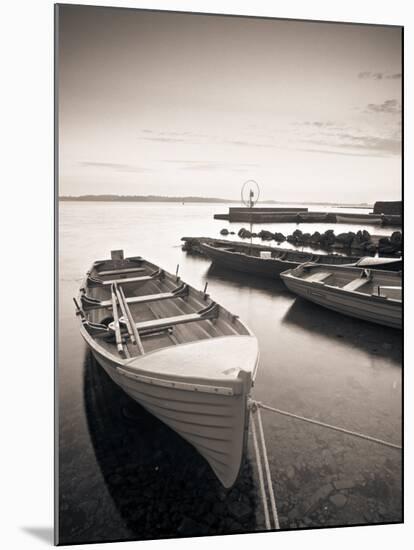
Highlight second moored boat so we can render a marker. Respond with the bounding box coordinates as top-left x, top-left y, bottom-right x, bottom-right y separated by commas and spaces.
280, 263, 402, 329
